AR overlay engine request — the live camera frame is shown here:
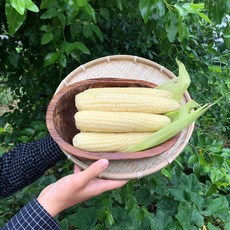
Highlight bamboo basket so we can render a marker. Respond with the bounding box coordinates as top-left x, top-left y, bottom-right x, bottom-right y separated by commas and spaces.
46, 55, 194, 180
